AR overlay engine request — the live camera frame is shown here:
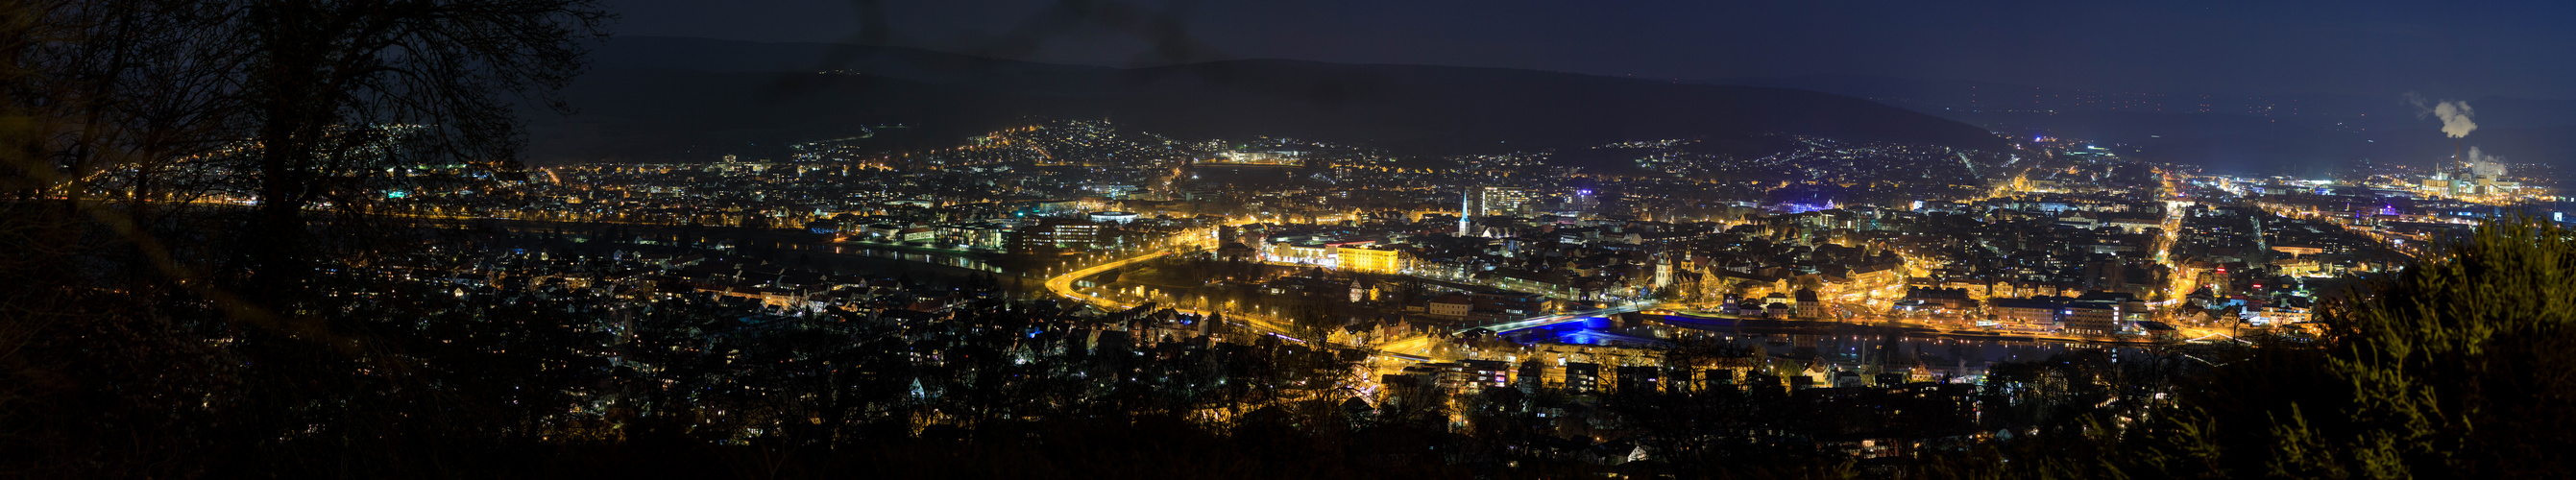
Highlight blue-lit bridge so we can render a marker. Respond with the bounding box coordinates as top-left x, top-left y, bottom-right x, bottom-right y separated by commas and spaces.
1451, 303, 1653, 336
